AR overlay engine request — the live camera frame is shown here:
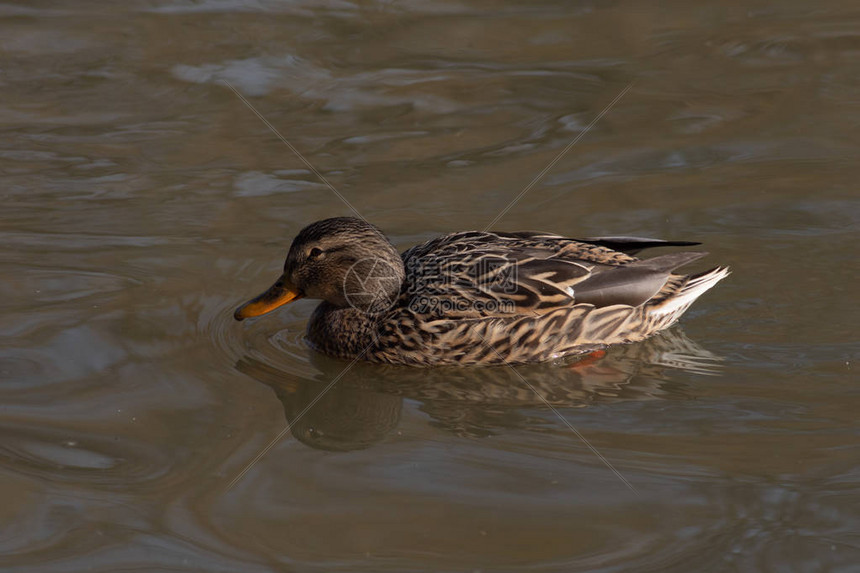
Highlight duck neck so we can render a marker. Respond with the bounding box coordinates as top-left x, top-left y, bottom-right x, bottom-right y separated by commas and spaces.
306, 301, 380, 360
